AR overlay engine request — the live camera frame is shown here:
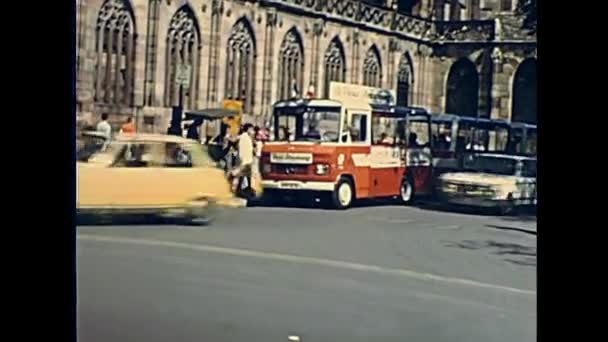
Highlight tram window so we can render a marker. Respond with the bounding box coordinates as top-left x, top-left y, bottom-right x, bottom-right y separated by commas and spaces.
491, 128, 509, 152
409, 122, 430, 147
372, 116, 397, 145
432, 123, 453, 150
